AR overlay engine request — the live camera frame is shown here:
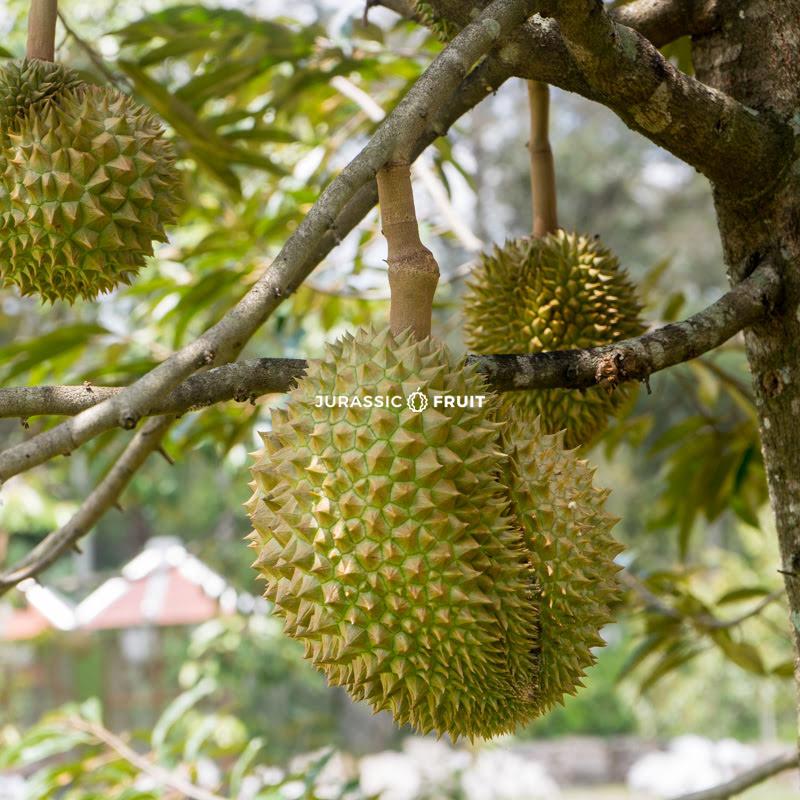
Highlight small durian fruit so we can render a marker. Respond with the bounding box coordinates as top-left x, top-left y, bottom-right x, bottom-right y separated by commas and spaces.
0, 77, 180, 302
463, 231, 644, 448
0, 59, 82, 132
247, 325, 539, 741
501, 413, 623, 712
